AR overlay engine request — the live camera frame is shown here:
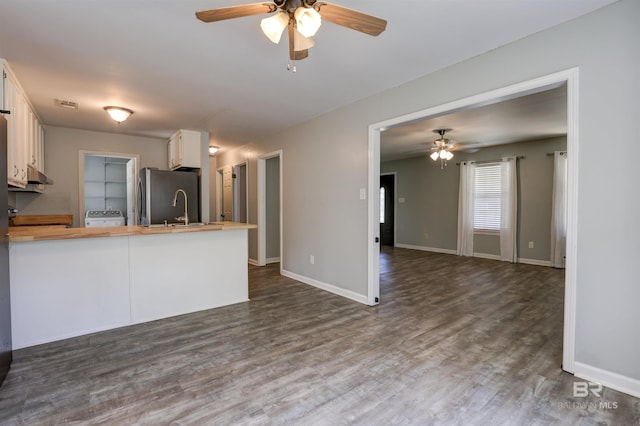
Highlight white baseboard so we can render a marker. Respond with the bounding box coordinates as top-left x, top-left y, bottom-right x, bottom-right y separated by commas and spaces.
394, 243, 456, 255
281, 269, 368, 305
266, 257, 281, 264
518, 257, 552, 267
574, 361, 640, 399
248, 258, 259, 266
473, 252, 502, 261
